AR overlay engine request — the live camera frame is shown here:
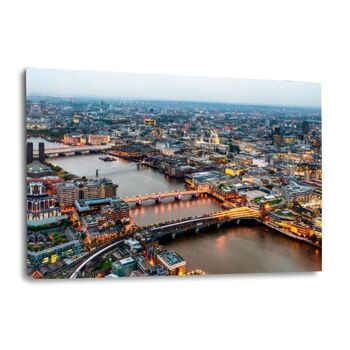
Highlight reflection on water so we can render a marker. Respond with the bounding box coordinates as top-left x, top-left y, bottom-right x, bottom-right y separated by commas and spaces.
161, 223, 321, 274
130, 196, 222, 226
47, 153, 184, 197
41, 144, 322, 274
